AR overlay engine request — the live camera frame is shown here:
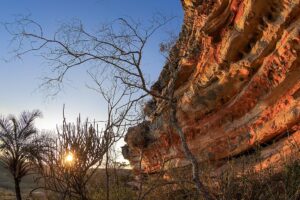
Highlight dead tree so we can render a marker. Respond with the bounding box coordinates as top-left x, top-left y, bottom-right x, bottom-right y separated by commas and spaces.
6, 16, 213, 199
